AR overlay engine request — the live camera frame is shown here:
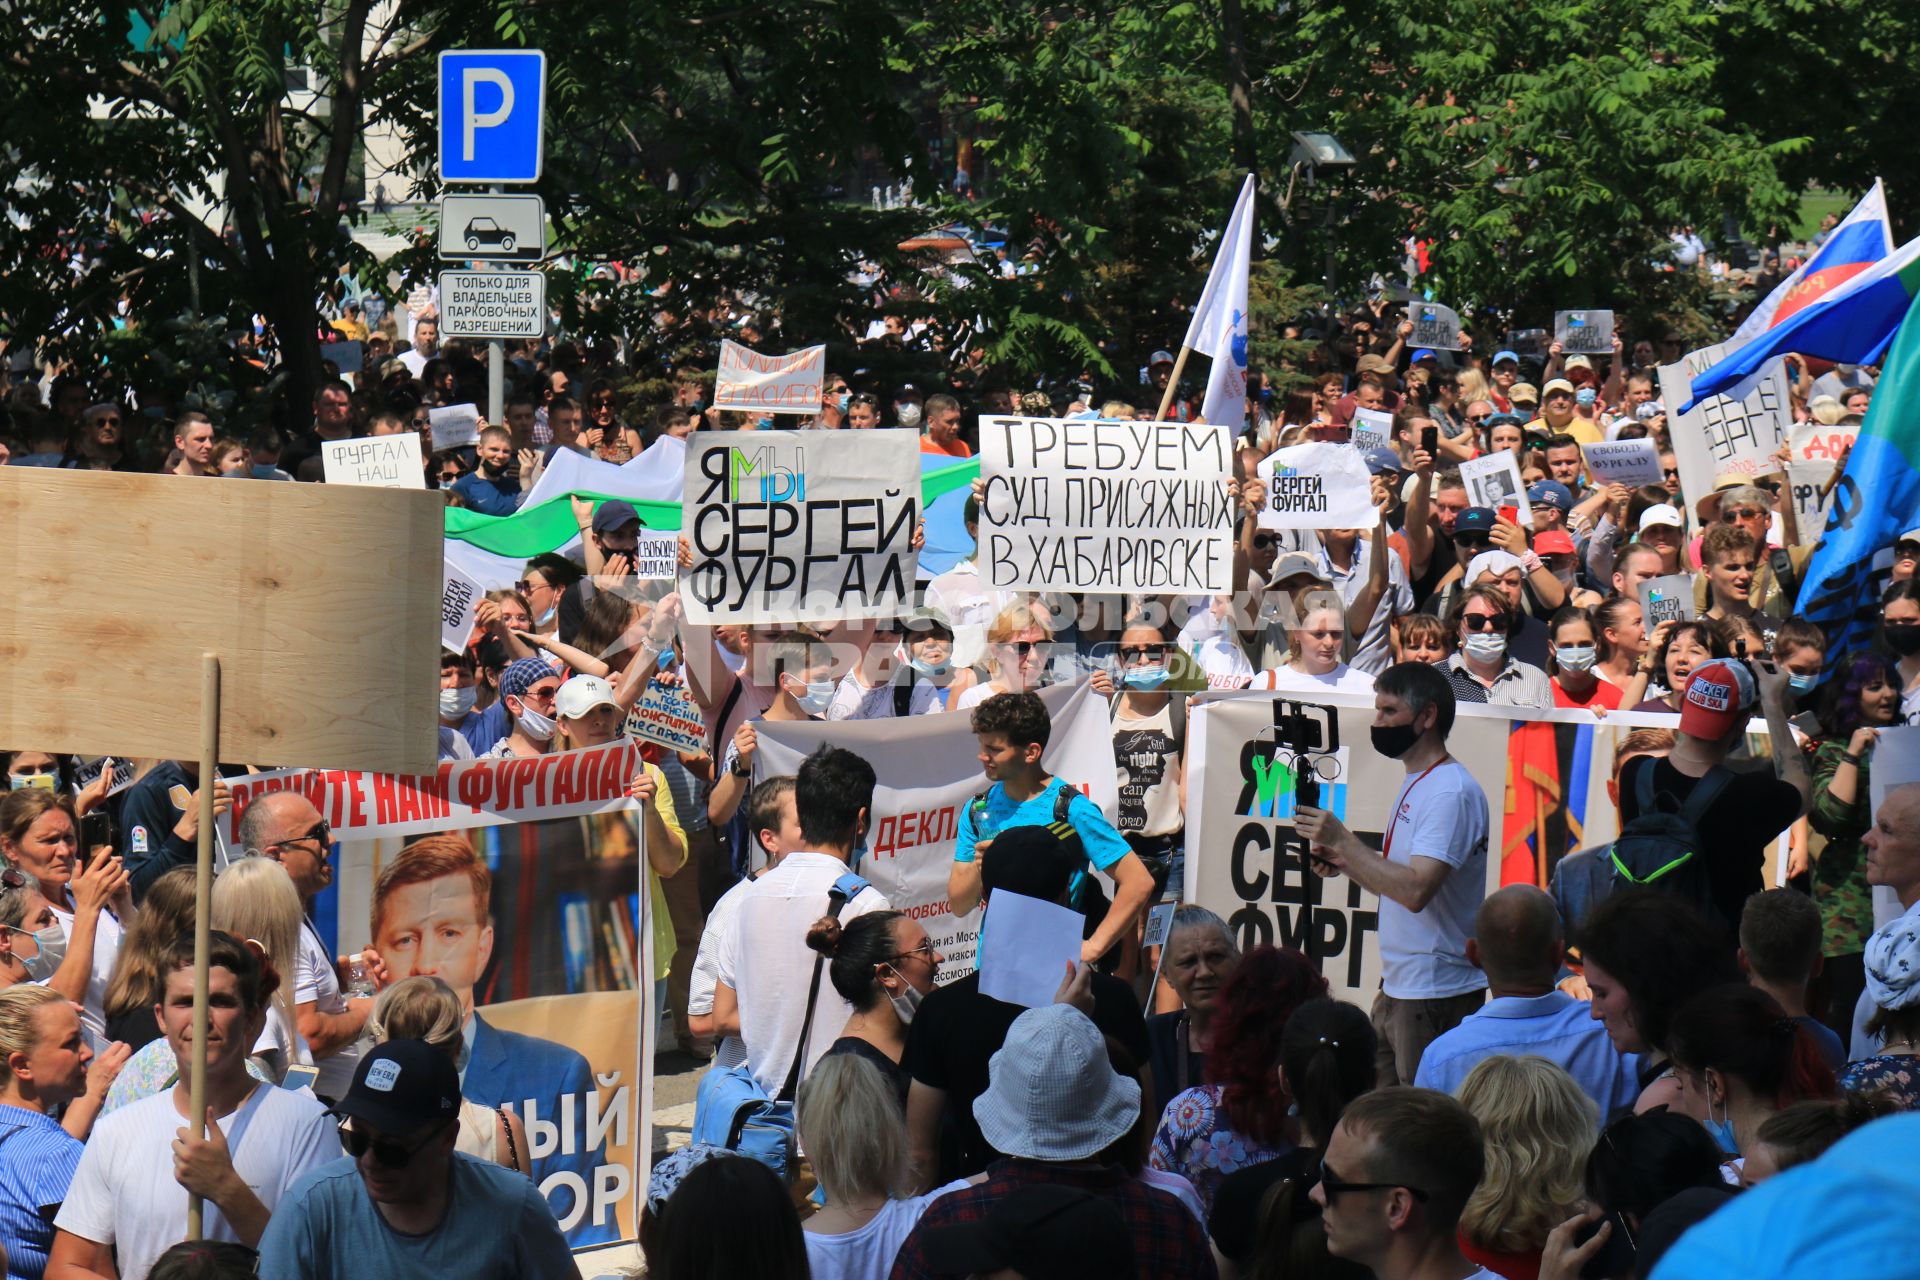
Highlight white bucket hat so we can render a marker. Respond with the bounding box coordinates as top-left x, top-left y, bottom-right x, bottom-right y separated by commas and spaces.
973, 1005, 1140, 1161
